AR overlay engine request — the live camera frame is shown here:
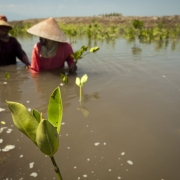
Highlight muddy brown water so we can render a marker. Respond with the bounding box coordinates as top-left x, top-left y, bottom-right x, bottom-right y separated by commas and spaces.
0, 36, 180, 180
